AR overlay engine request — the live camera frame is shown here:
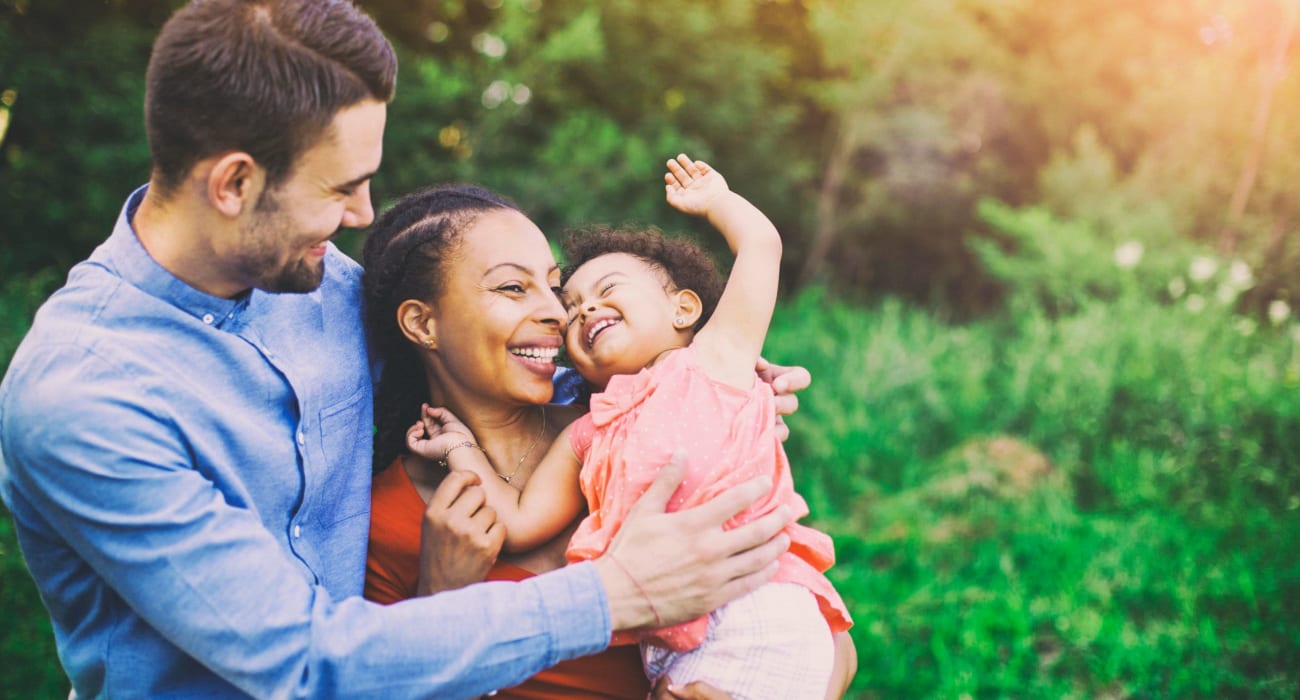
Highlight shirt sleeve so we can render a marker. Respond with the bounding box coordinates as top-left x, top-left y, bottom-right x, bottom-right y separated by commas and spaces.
1, 347, 611, 699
